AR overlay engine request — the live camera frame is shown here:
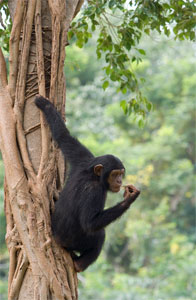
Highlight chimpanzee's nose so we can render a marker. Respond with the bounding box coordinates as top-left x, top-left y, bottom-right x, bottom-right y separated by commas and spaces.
117, 176, 122, 185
